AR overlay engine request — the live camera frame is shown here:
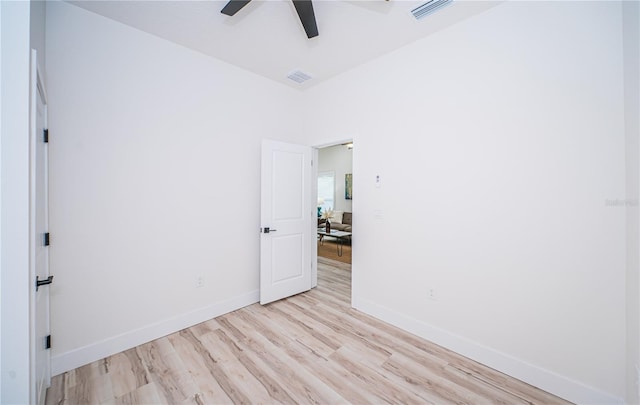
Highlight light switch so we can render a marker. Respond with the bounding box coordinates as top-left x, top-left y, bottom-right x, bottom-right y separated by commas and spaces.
375, 175, 381, 188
